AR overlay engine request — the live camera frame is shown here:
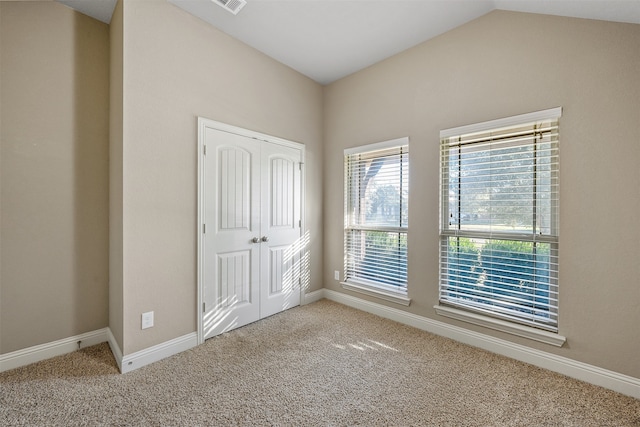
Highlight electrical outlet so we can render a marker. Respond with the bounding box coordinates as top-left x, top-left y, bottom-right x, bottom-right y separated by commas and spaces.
141, 311, 154, 329
334, 270, 340, 281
